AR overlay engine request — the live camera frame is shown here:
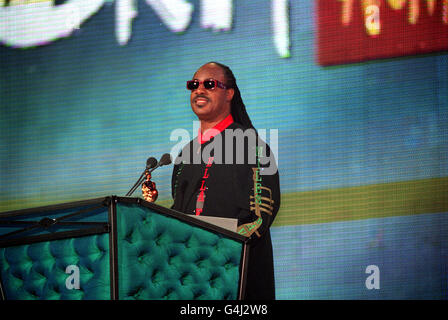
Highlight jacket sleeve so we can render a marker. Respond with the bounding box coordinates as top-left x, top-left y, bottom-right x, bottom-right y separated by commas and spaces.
236, 140, 281, 241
